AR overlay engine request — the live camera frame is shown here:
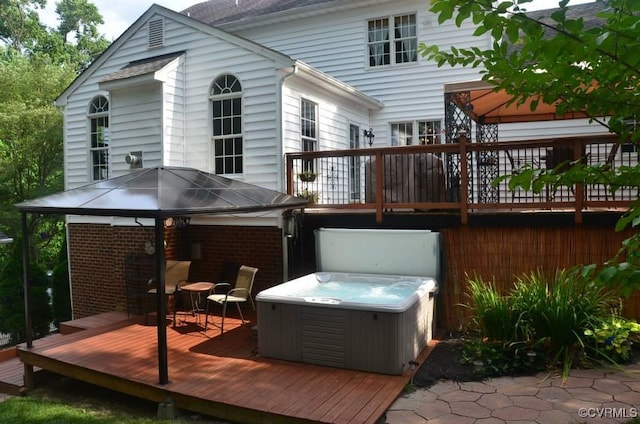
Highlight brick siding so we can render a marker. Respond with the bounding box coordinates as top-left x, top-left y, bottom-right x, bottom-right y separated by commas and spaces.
67, 223, 283, 318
